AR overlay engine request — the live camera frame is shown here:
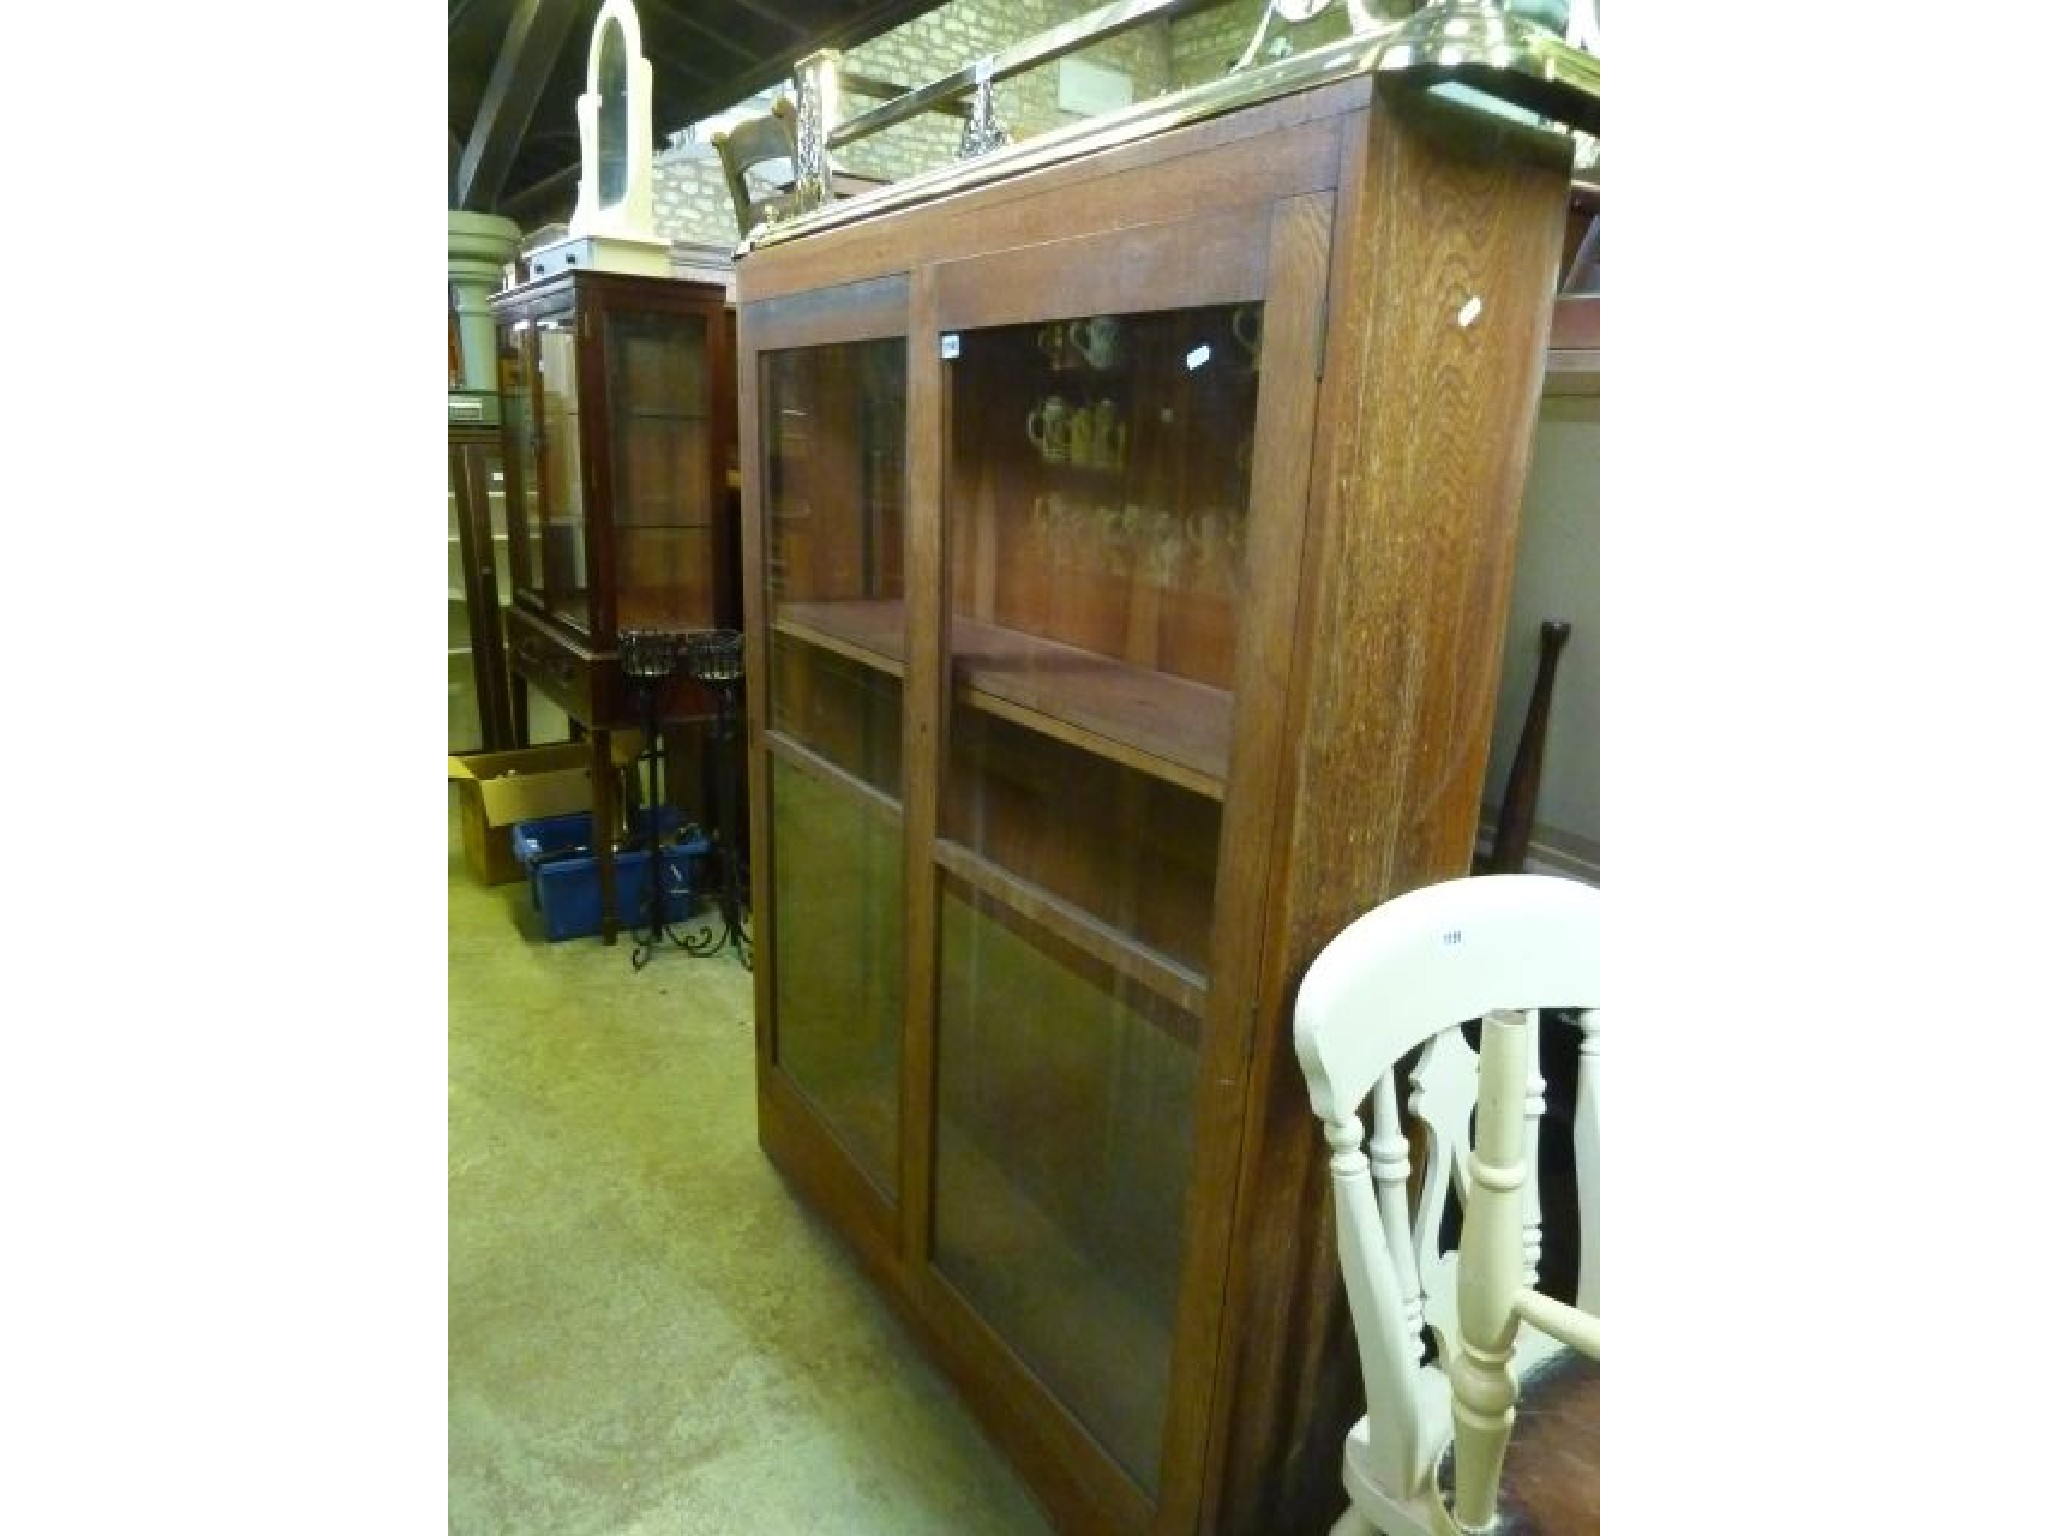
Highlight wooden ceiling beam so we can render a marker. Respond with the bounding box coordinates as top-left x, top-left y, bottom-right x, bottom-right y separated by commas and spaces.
717, 0, 814, 42
453, 0, 588, 212
636, 0, 761, 70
